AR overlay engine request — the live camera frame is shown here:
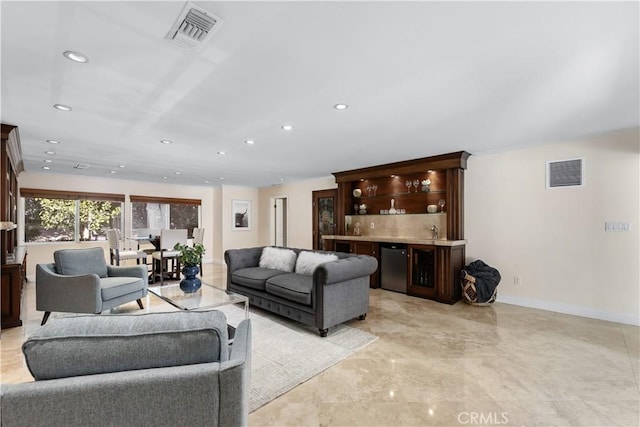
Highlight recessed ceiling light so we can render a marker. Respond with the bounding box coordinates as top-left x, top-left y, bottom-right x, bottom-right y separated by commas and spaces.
334, 103, 348, 110
109, 170, 116, 174
46, 139, 60, 144
204, 180, 210, 184
162, 176, 168, 180
44, 151, 55, 155
244, 140, 255, 145
217, 151, 226, 155
118, 165, 126, 168
42, 166, 51, 170
53, 104, 72, 111
174, 171, 181, 175
219, 177, 225, 180
160, 139, 173, 144
279, 178, 284, 182
281, 124, 293, 131
63, 51, 89, 63
43, 159, 53, 163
